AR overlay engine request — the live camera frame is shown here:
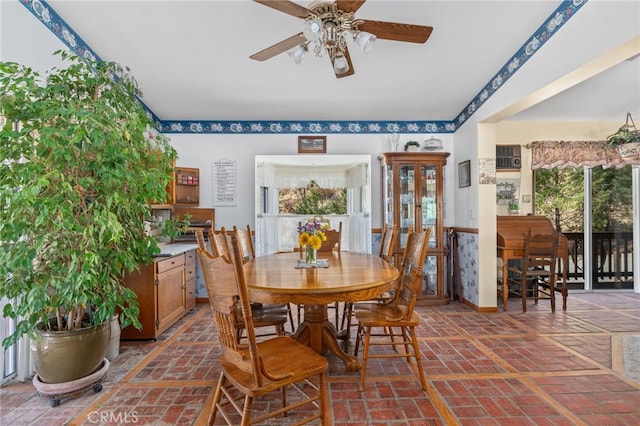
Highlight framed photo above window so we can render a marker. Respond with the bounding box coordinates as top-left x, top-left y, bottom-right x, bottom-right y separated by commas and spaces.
458, 160, 471, 188
298, 136, 327, 154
